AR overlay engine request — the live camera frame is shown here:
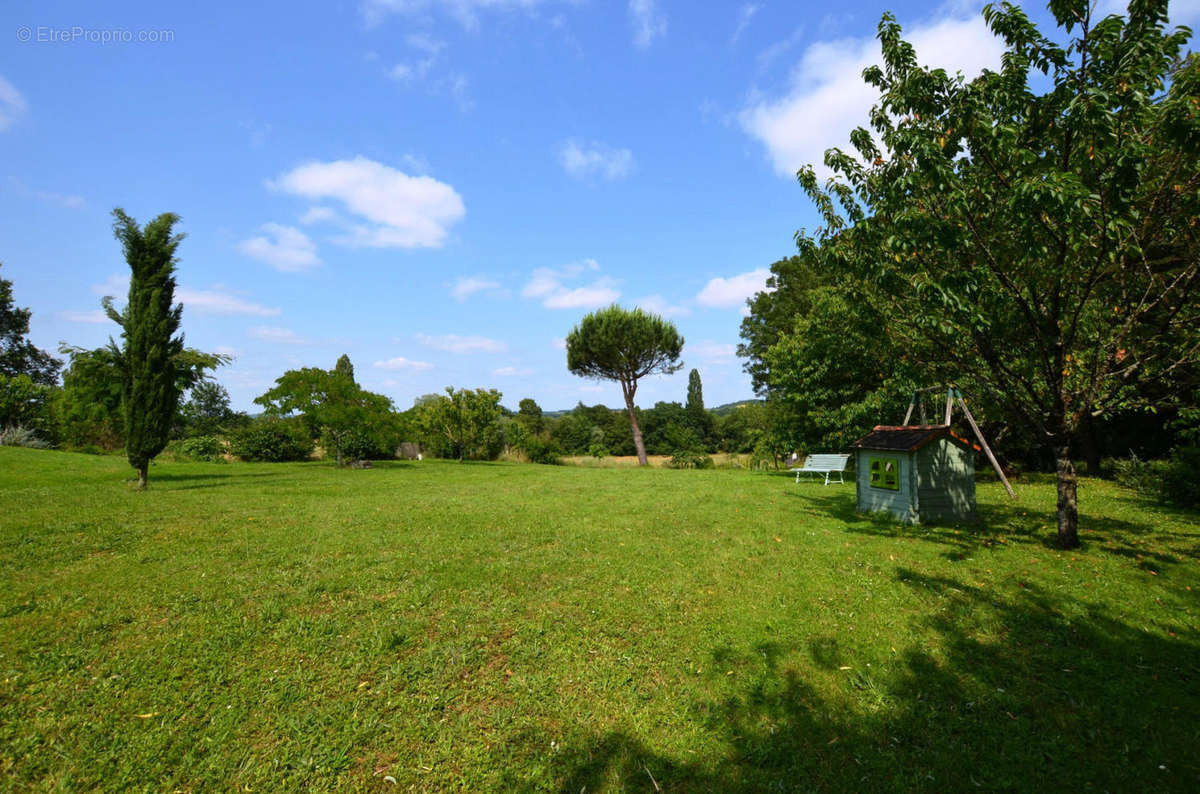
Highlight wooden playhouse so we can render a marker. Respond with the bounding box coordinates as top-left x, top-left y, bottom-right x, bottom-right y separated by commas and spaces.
851, 425, 981, 524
